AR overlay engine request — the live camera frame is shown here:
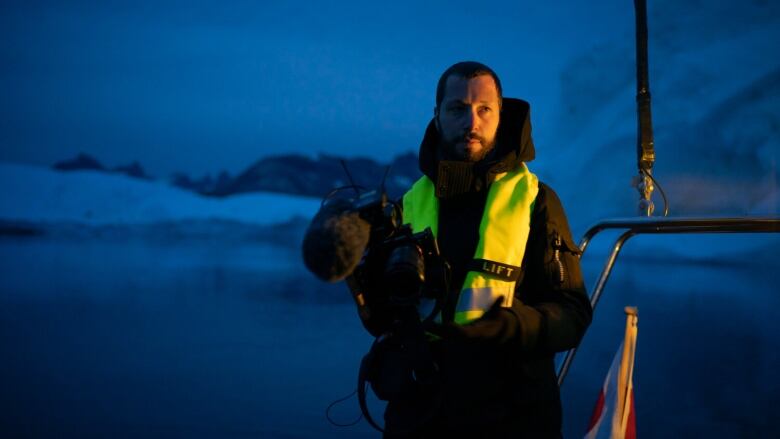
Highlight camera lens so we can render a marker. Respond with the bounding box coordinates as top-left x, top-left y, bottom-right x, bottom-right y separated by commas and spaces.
384, 244, 425, 298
